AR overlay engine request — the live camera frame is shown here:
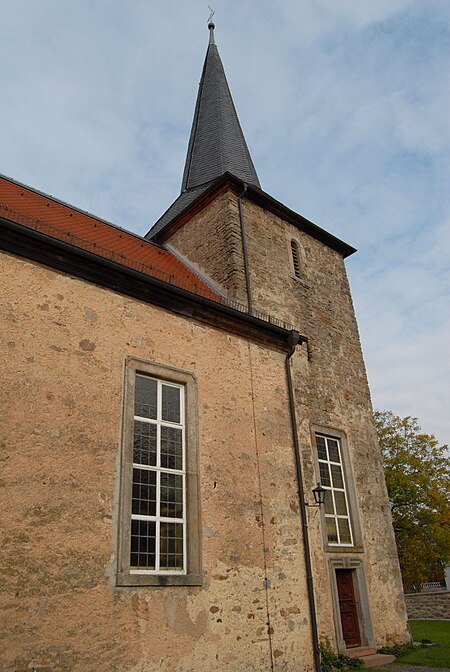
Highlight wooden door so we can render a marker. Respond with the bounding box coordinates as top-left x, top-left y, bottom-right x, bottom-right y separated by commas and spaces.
336, 569, 361, 648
